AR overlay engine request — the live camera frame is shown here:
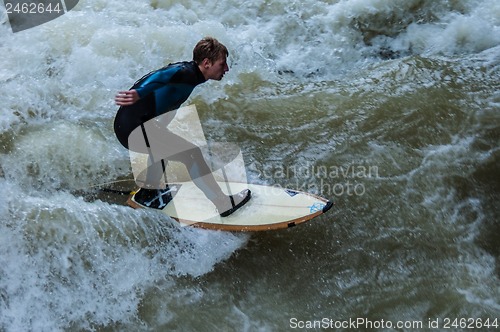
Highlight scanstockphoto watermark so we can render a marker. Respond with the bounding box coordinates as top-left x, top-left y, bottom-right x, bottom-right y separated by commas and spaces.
2, 0, 80, 33
255, 162, 380, 197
